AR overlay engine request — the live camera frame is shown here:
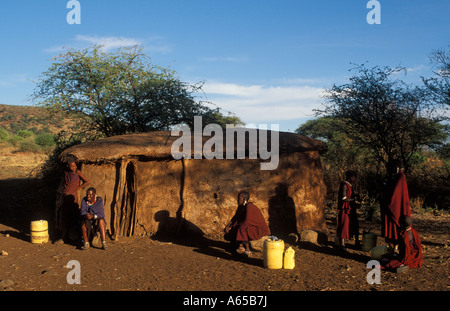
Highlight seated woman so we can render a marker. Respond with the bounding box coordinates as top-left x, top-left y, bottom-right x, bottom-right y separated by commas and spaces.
224, 191, 269, 256
380, 215, 423, 271
80, 187, 107, 250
